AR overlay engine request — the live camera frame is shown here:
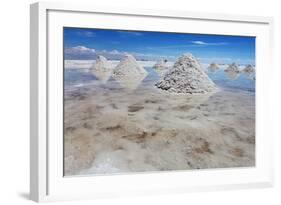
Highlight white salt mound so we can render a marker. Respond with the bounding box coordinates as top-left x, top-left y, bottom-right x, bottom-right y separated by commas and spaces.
90, 55, 113, 83
224, 63, 240, 80
225, 63, 240, 73
114, 54, 147, 76
243, 64, 255, 74
155, 53, 217, 94
208, 62, 220, 72
112, 54, 148, 90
